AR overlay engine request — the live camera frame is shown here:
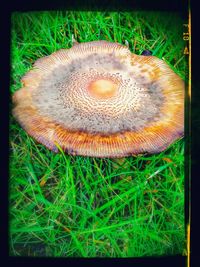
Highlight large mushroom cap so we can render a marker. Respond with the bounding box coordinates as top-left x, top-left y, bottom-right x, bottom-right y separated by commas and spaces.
12, 41, 184, 158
